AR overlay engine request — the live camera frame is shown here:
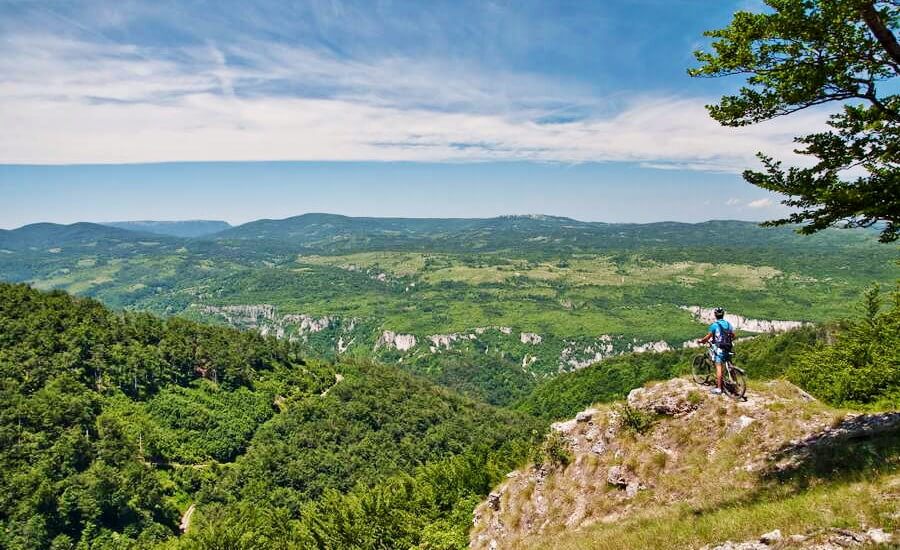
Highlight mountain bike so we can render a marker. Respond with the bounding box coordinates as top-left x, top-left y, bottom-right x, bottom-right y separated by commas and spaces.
692, 343, 746, 399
